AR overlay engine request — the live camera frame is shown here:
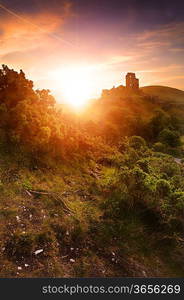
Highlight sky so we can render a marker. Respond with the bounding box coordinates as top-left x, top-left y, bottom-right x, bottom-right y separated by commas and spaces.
0, 0, 184, 103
